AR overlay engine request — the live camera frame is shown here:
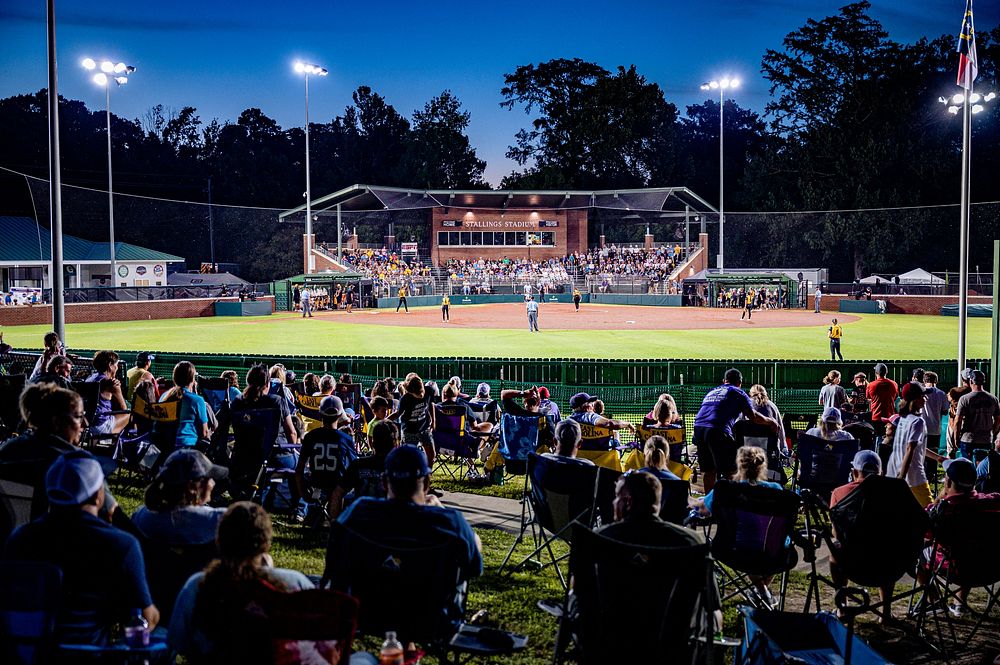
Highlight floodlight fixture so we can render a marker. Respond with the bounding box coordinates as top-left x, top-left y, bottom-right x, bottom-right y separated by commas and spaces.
294, 60, 328, 271
82, 57, 96, 70
92, 72, 108, 86
100, 60, 114, 73
698, 74, 742, 273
